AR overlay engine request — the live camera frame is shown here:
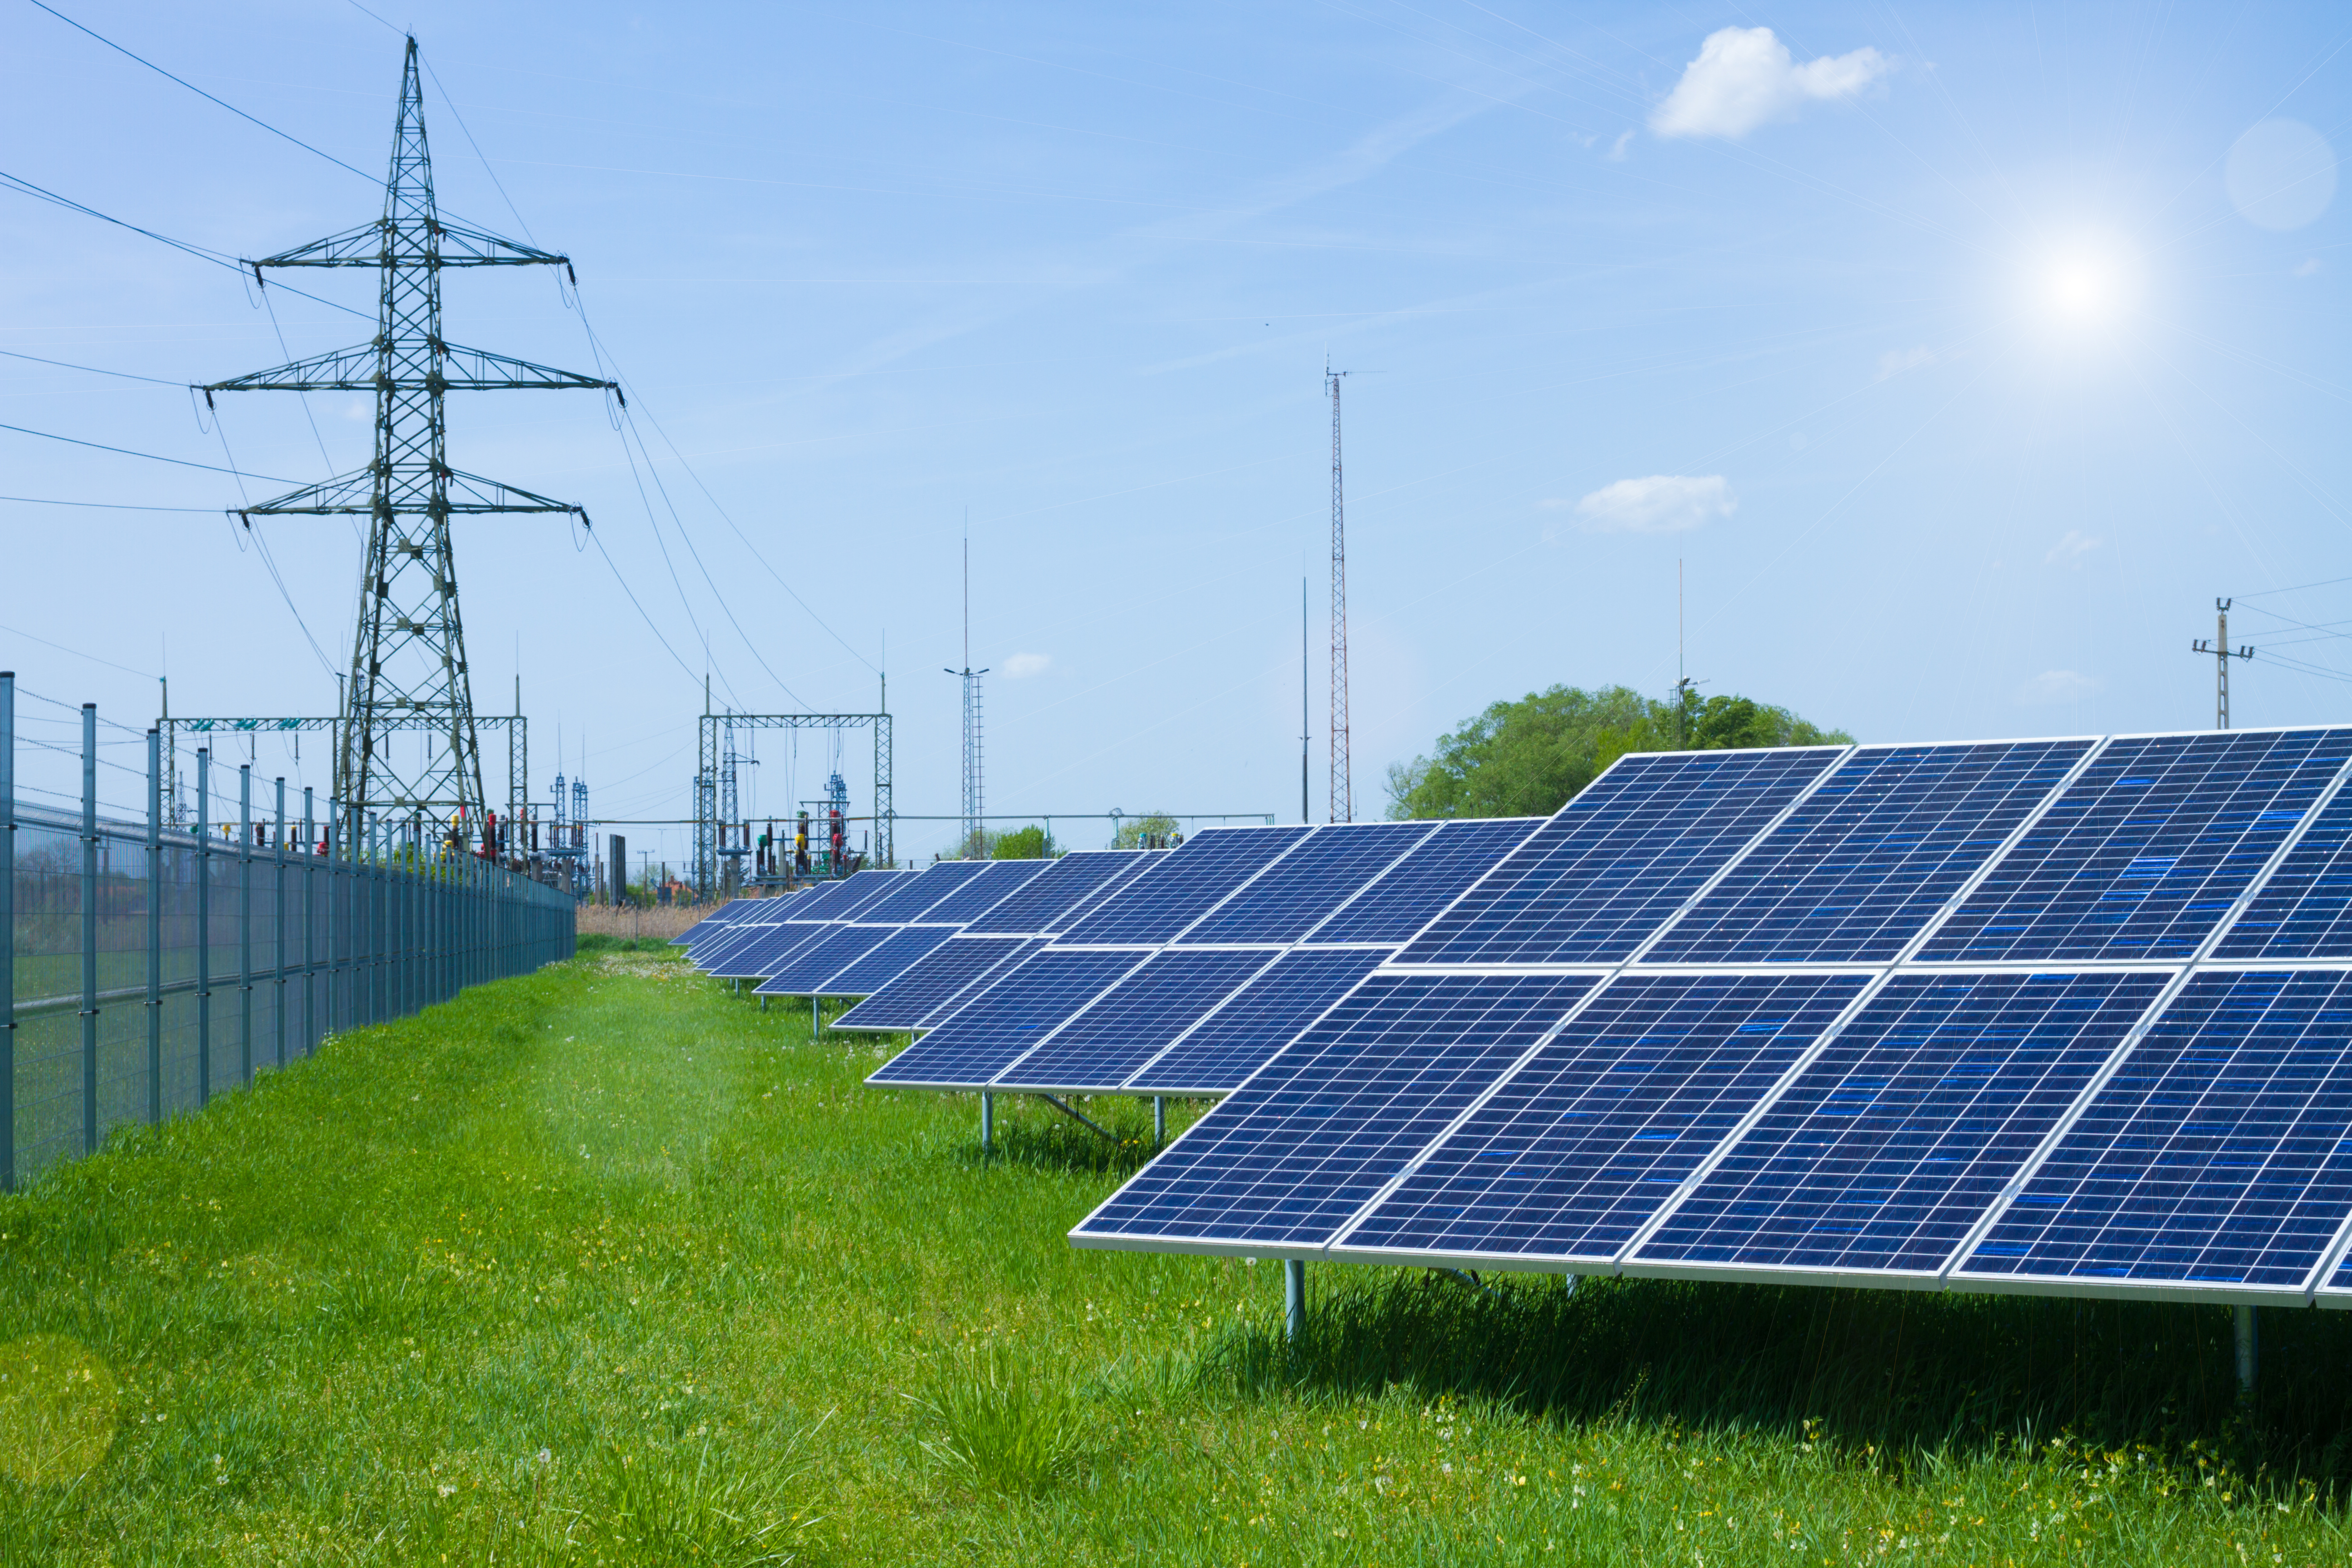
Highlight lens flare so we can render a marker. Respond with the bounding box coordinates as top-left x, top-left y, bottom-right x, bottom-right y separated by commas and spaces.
2029, 235, 2142, 332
